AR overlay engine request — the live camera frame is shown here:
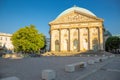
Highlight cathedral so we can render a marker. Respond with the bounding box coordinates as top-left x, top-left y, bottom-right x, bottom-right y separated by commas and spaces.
49, 6, 104, 54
